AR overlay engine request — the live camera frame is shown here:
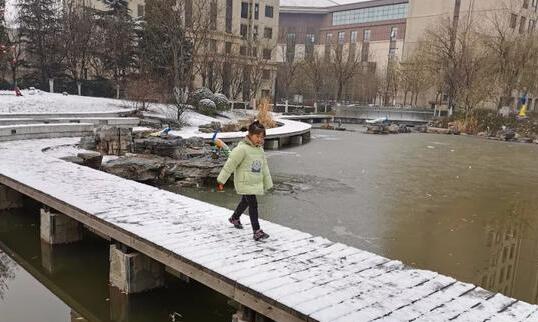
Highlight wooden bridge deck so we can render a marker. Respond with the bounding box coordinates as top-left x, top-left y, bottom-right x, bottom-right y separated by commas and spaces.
0, 138, 536, 322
